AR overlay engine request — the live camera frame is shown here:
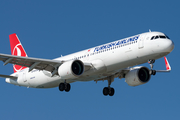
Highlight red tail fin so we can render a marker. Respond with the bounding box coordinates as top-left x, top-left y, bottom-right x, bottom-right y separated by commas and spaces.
9, 33, 27, 73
